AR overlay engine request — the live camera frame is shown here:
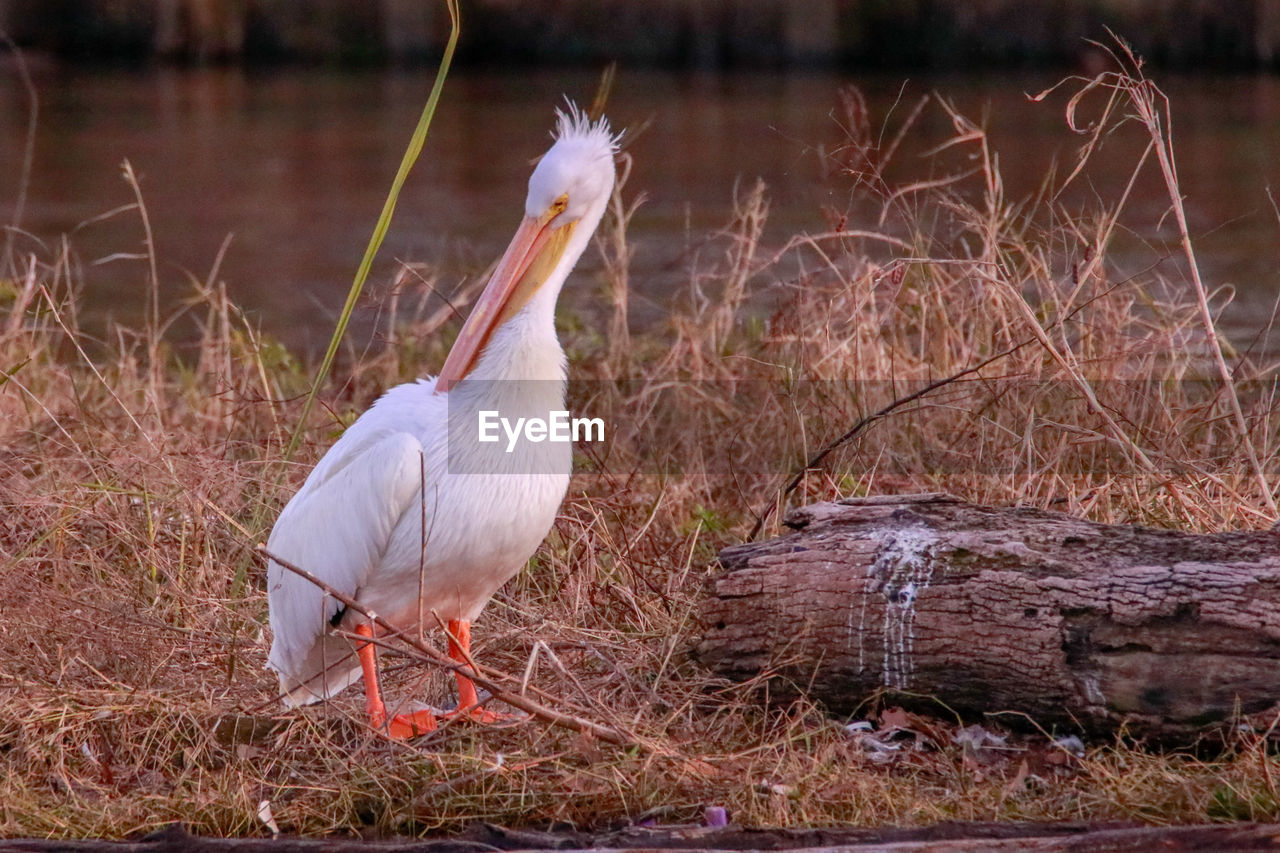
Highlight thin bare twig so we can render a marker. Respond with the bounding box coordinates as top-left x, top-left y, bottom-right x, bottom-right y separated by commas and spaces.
747, 340, 1030, 540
